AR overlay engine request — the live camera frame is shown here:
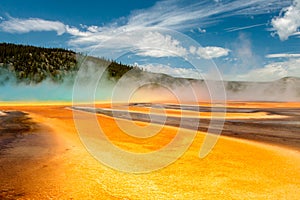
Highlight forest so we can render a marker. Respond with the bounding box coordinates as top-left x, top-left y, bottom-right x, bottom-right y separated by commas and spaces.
0, 43, 138, 84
